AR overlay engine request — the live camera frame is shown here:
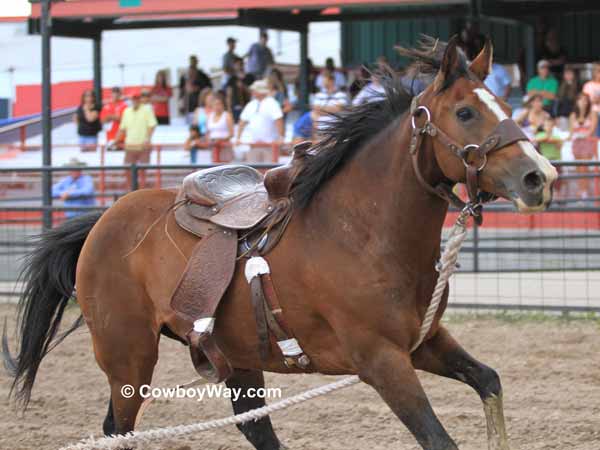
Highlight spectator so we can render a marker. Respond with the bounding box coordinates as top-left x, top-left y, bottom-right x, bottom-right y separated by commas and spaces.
353, 77, 385, 106
539, 29, 567, 80
117, 90, 158, 166
555, 68, 578, 119
193, 88, 215, 135
376, 55, 389, 70
570, 93, 598, 198
400, 71, 428, 97
52, 158, 96, 218
458, 20, 485, 60
515, 94, 550, 137
349, 65, 370, 100
534, 116, 563, 161
179, 55, 212, 123
293, 57, 318, 101
184, 125, 204, 164
140, 89, 151, 107
222, 37, 240, 87
245, 31, 274, 79
225, 57, 251, 123
484, 63, 512, 100
526, 60, 558, 110
236, 79, 284, 147
100, 87, 127, 147
268, 69, 292, 114
150, 70, 172, 125
316, 57, 347, 92
582, 64, 600, 135
74, 89, 101, 152
206, 93, 235, 161
292, 111, 313, 144
312, 71, 348, 137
